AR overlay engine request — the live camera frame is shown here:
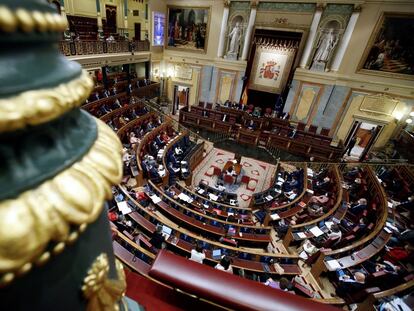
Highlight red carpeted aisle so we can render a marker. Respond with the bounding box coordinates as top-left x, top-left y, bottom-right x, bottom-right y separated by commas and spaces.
124, 270, 221, 311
